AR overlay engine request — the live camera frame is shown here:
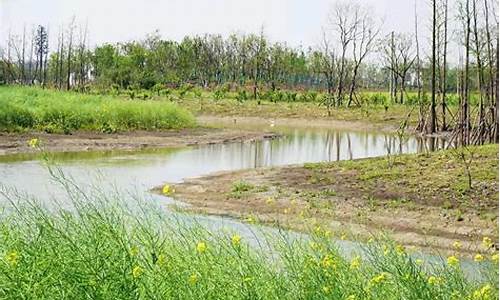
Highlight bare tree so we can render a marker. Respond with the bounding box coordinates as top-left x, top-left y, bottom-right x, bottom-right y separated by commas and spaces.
328, 1, 359, 106
380, 32, 415, 104
347, 6, 381, 107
